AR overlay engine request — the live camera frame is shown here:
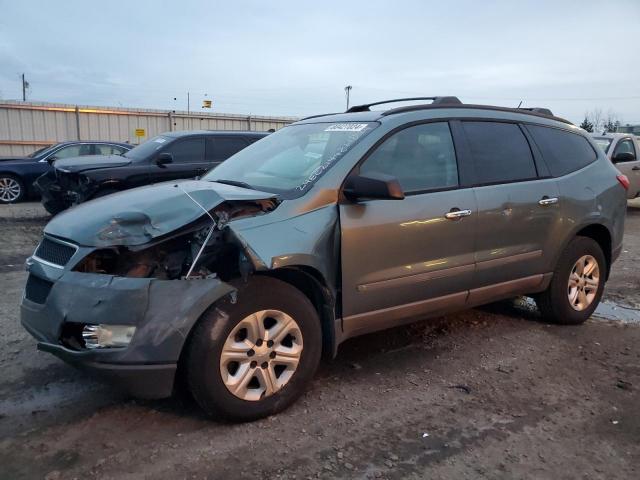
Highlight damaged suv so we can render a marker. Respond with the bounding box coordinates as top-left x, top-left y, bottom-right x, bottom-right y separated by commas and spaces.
21, 97, 627, 421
